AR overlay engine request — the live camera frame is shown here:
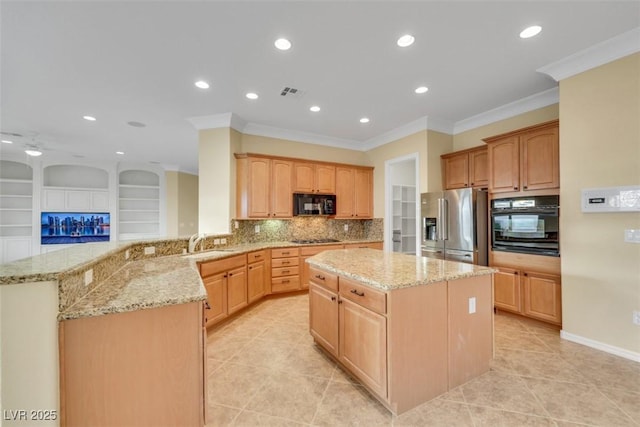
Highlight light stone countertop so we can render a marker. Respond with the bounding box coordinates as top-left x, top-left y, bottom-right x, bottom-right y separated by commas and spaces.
0, 238, 382, 320
306, 249, 496, 291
